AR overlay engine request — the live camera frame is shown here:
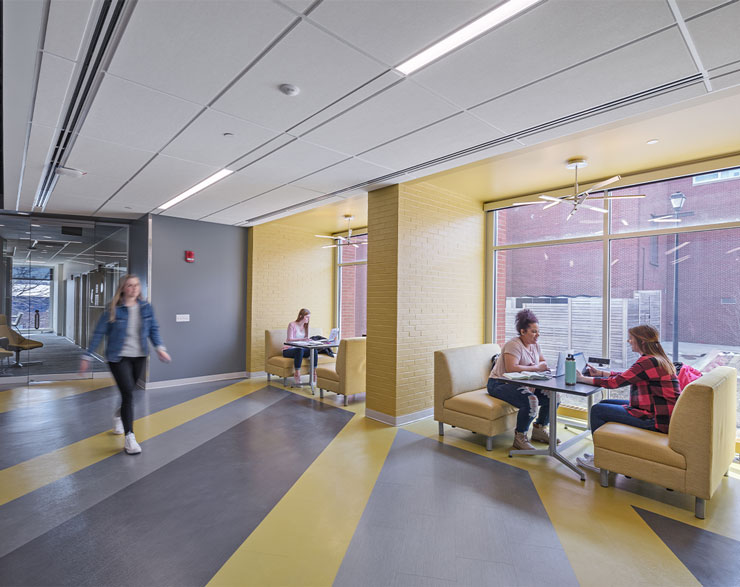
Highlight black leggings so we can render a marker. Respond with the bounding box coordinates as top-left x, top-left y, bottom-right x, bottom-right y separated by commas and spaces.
282, 347, 318, 370
109, 356, 146, 434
